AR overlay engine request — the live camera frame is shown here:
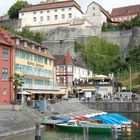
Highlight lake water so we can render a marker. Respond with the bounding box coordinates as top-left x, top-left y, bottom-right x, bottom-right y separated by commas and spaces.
3, 113, 140, 140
